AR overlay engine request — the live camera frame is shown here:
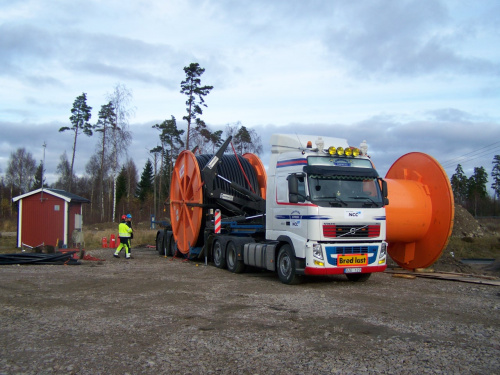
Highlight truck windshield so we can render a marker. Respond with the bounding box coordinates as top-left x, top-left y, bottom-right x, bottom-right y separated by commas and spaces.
305, 164, 384, 208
